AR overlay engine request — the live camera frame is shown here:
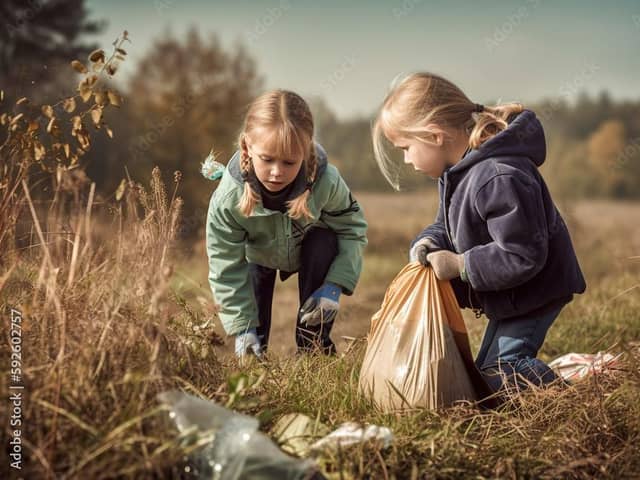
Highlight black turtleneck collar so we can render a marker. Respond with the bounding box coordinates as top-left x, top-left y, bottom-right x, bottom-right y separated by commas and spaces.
257, 177, 296, 212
